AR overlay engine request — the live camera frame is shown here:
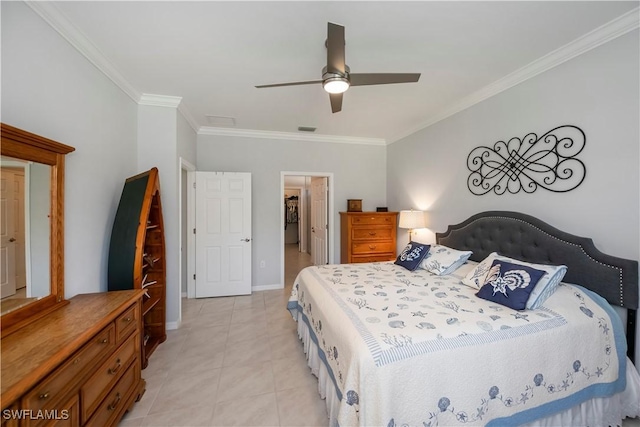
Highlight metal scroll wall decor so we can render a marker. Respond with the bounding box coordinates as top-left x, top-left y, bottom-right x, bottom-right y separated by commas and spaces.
467, 125, 586, 196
